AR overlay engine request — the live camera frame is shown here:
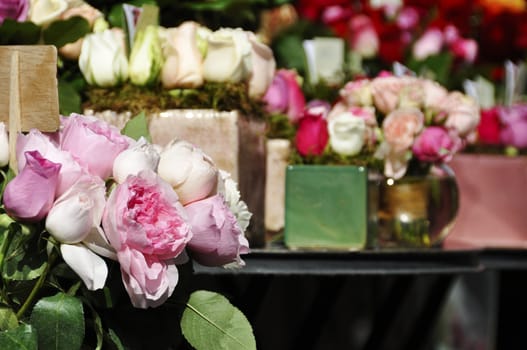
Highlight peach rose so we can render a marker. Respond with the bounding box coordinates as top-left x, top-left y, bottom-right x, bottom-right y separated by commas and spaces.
382, 107, 424, 153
